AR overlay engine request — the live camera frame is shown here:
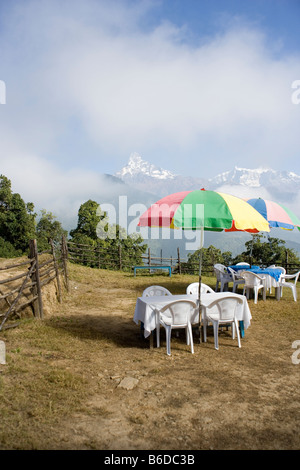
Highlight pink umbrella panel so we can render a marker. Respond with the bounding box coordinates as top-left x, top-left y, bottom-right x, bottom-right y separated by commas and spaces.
246, 198, 300, 232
